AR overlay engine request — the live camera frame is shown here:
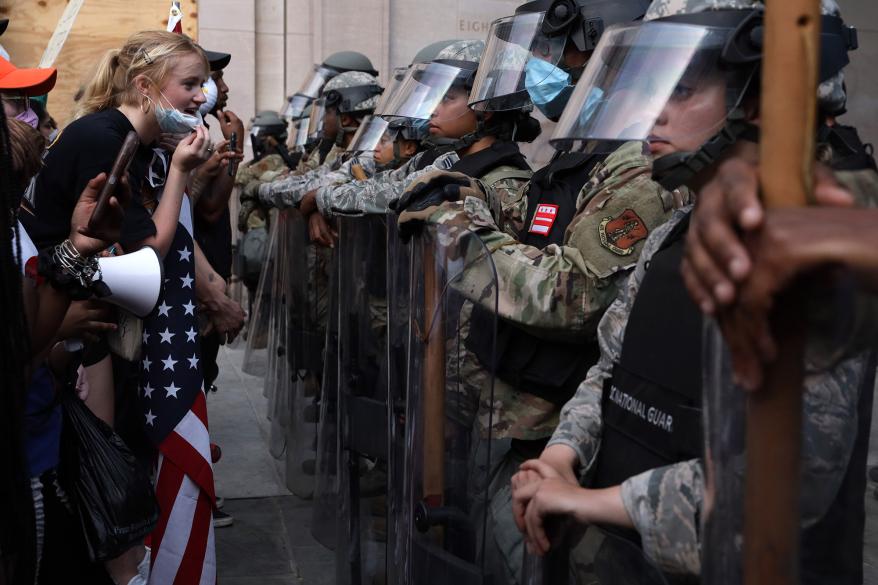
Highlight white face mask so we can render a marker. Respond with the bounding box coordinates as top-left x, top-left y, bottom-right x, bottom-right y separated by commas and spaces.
199, 77, 219, 117
149, 90, 203, 134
